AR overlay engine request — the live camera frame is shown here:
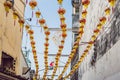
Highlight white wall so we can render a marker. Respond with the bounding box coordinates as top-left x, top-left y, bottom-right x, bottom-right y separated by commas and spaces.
81, 39, 120, 80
